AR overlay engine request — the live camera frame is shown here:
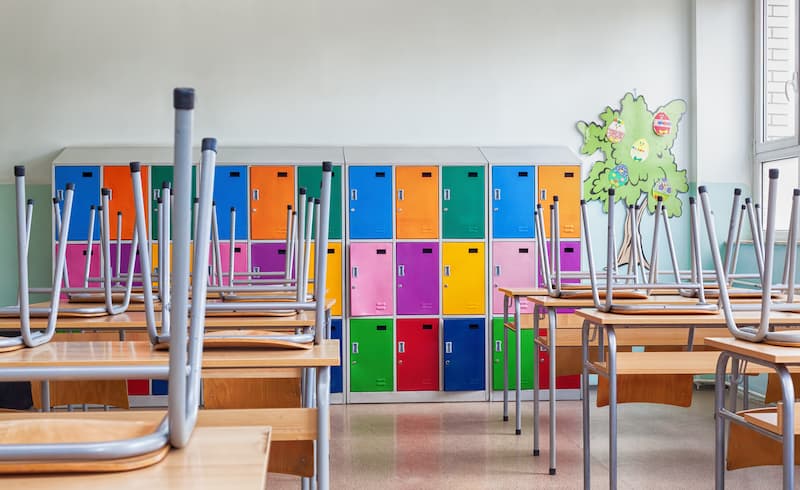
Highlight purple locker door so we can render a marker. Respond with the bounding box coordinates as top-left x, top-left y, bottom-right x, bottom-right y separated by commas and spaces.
492, 241, 537, 314
210, 242, 248, 286
65, 243, 101, 288
537, 241, 581, 313
250, 243, 290, 279
396, 242, 439, 315
350, 242, 393, 316
110, 244, 143, 286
